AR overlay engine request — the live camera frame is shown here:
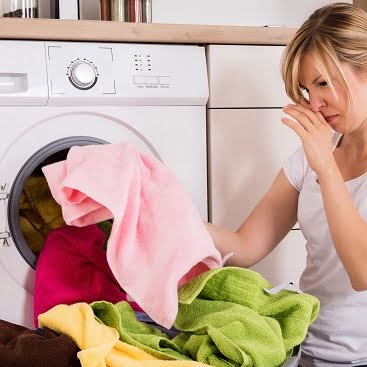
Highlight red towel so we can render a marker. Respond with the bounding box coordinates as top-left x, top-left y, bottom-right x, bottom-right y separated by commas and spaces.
34, 224, 142, 326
